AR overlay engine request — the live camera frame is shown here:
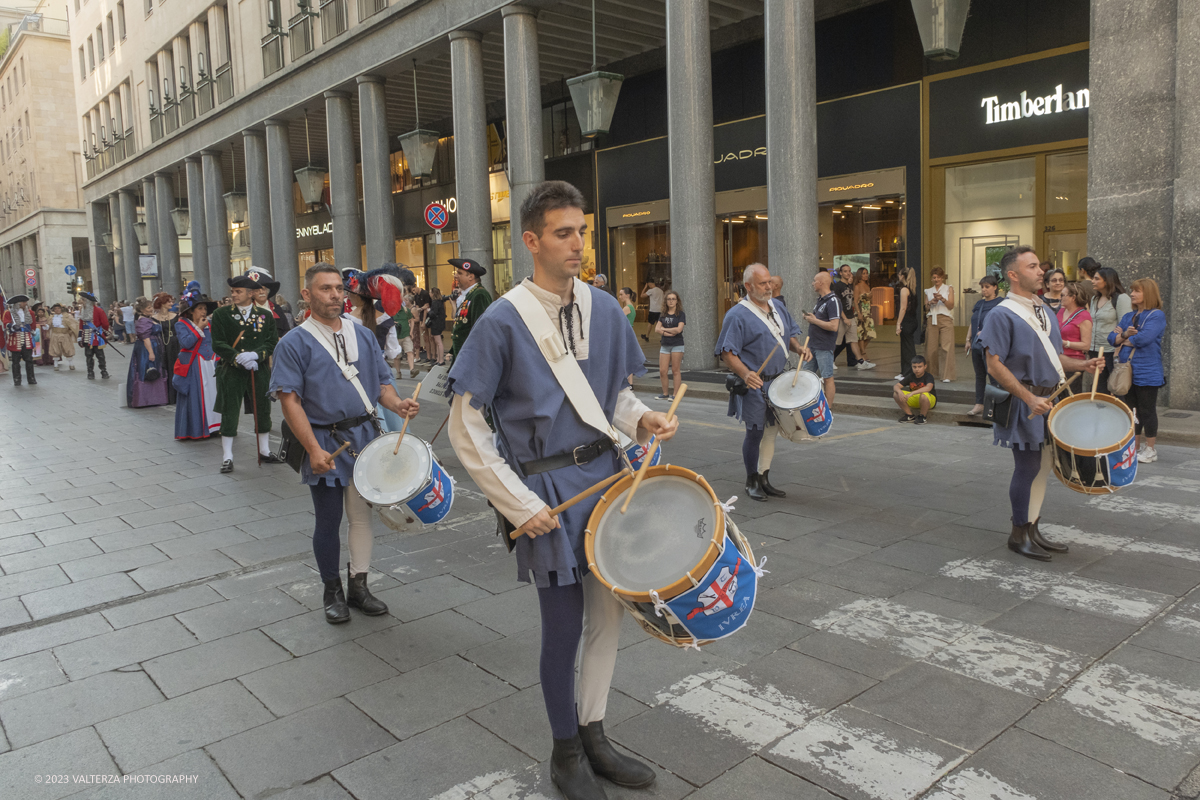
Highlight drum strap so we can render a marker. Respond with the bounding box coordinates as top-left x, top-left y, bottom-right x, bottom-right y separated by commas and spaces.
298, 317, 376, 418
998, 297, 1066, 383
737, 297, 788, 355
505, 280, 620, 445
